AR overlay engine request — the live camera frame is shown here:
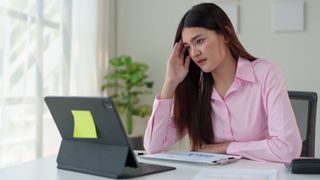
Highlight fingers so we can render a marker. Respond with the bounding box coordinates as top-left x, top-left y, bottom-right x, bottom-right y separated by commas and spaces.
177, 39, 185, 58
184, 55, 191, 70
173, 41, 179, 50
172, 39, 185, 60
180, 46, 186, 59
